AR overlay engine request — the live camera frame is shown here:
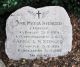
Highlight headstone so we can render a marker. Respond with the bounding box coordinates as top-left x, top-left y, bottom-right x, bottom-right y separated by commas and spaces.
0, 59, 5, 67
5, 6, 72, 60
